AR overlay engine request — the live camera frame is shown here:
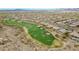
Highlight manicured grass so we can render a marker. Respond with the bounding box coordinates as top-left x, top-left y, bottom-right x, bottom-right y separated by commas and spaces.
28, 25, 55, 45
2, 19, 55, 45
